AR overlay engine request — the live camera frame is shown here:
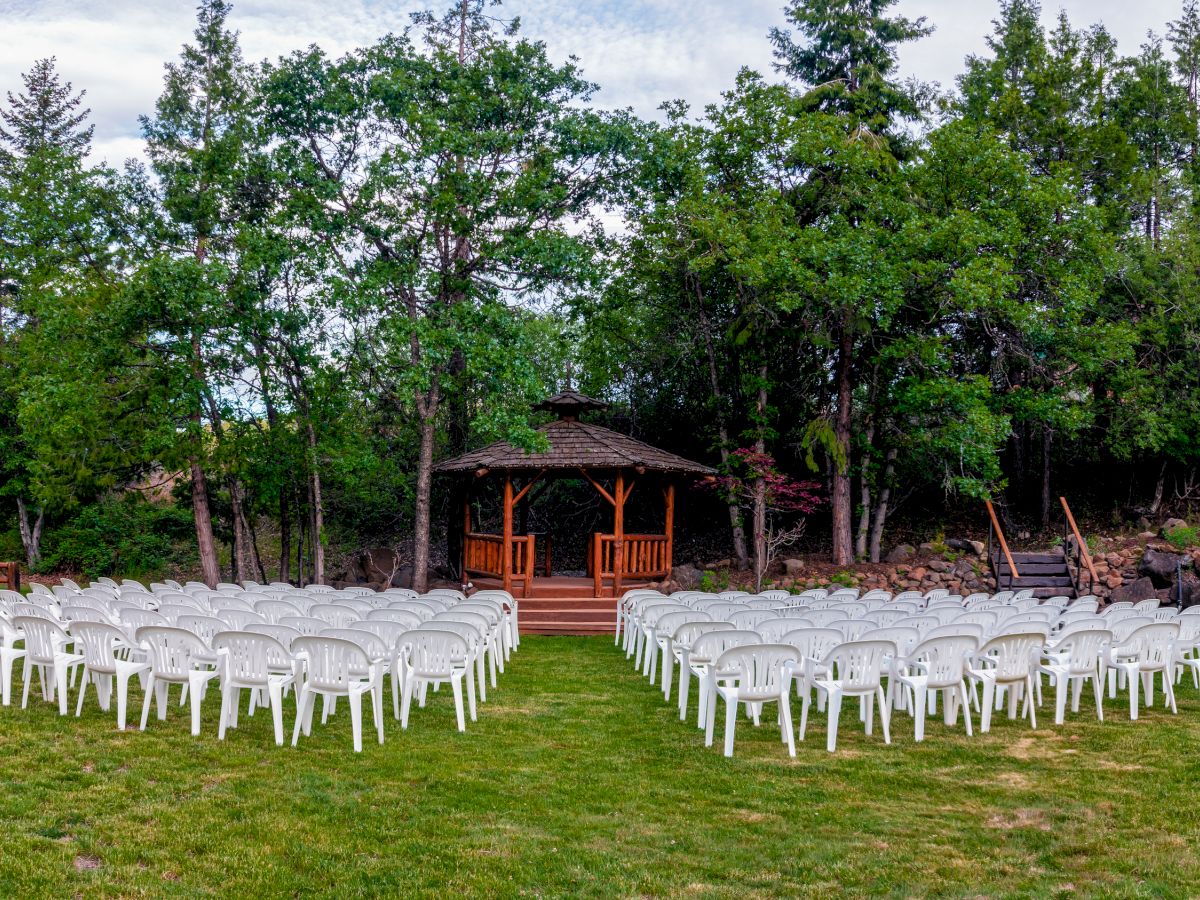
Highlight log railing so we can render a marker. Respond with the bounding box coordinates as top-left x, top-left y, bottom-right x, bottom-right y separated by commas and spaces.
463, 532, 536, 586
590, 533, 670, 592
